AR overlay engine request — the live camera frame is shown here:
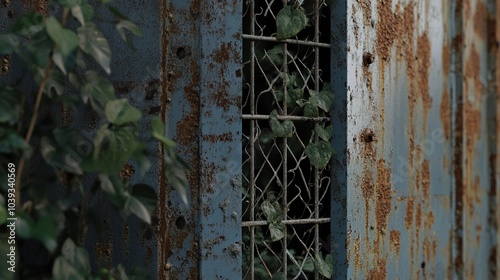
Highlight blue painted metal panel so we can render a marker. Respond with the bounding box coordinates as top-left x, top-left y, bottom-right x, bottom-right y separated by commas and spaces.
330, 0, 499, 278
197, 0, 242, 278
